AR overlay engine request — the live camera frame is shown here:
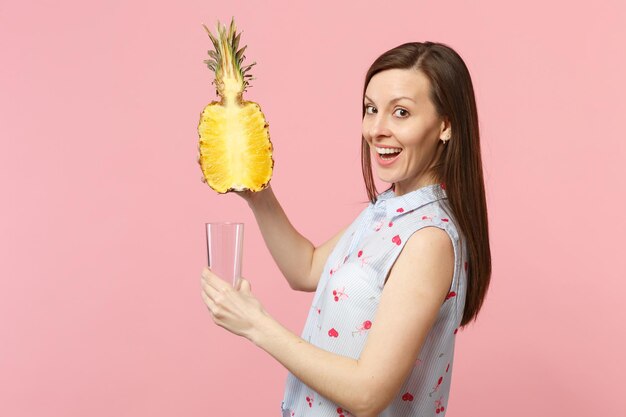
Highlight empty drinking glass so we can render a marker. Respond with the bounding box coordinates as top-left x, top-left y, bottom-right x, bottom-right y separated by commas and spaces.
205, 222, 244, 288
